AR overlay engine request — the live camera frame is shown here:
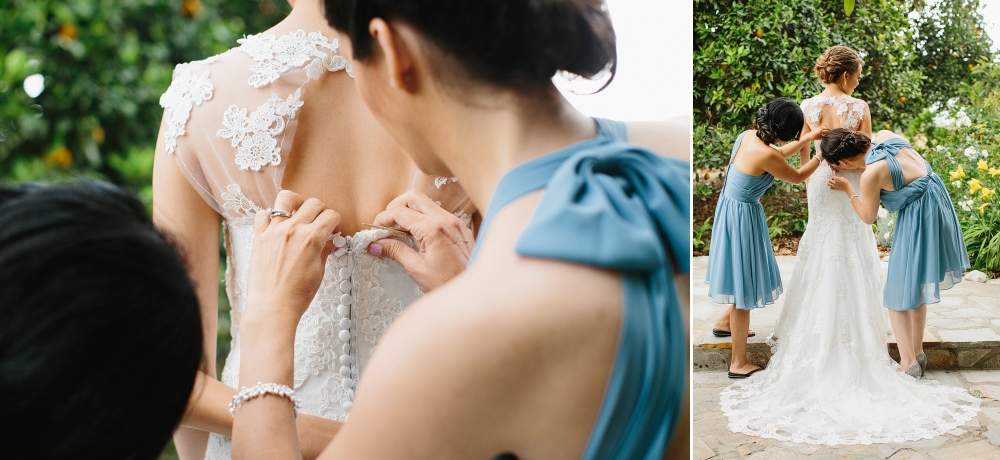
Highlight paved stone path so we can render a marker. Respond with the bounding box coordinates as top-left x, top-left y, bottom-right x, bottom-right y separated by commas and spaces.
692, 256, 1000, 371
694, 370, 1000, 460
693, 255, 1000, 458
